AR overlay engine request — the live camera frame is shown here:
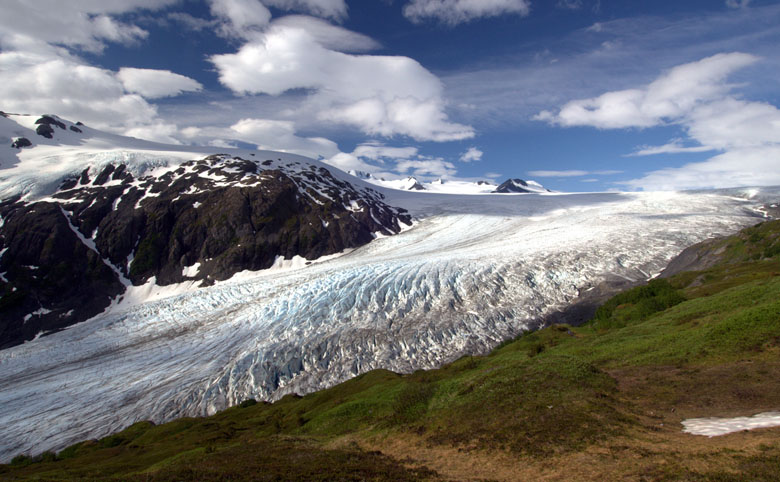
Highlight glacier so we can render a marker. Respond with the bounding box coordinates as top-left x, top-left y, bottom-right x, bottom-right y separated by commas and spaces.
0, 186, 773, 461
